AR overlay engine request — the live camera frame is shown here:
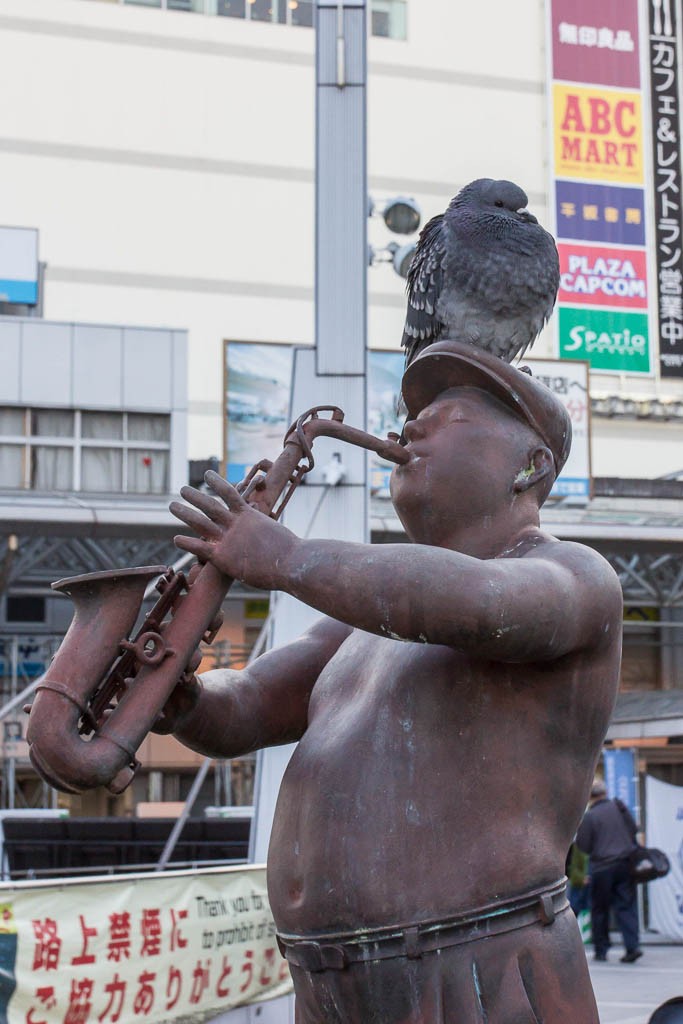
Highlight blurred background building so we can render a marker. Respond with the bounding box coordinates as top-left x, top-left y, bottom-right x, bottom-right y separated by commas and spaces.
0, 0, 682, 829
